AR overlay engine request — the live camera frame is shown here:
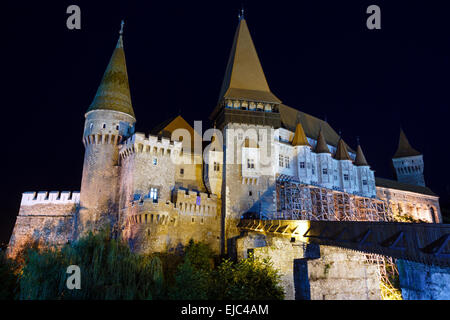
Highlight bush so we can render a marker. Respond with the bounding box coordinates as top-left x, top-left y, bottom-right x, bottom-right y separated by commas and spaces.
0, 249, 18, 299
